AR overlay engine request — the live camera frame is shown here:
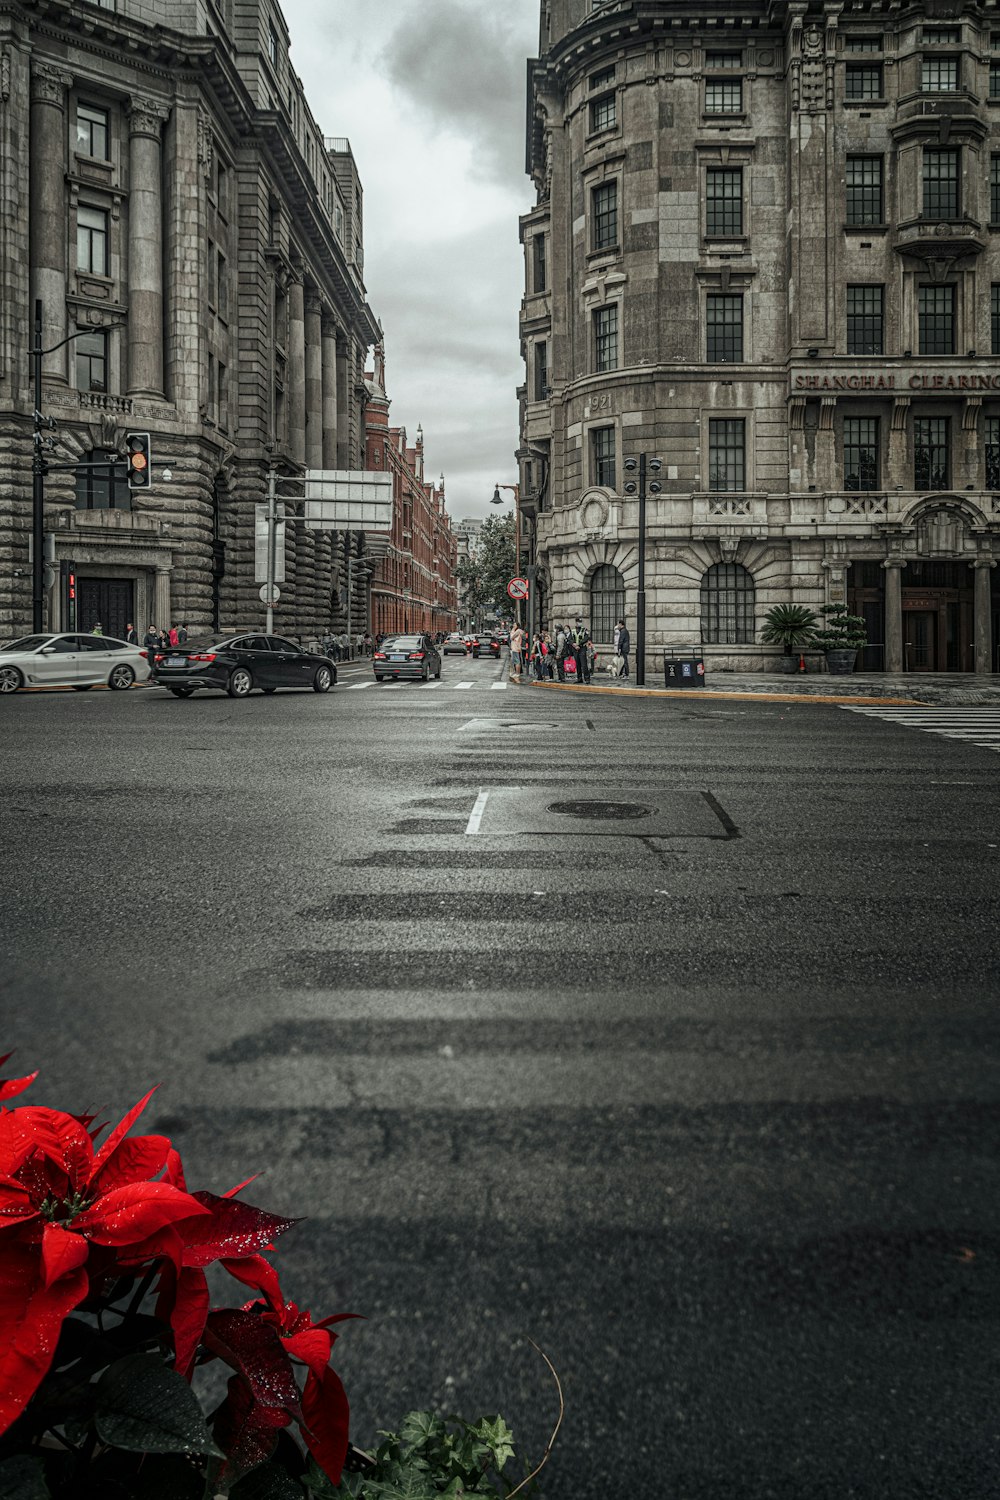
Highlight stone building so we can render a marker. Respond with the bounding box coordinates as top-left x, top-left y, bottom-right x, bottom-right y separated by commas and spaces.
364, 347, 458, 637
521, 0, 1000, 672
0, 0, 379, 643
